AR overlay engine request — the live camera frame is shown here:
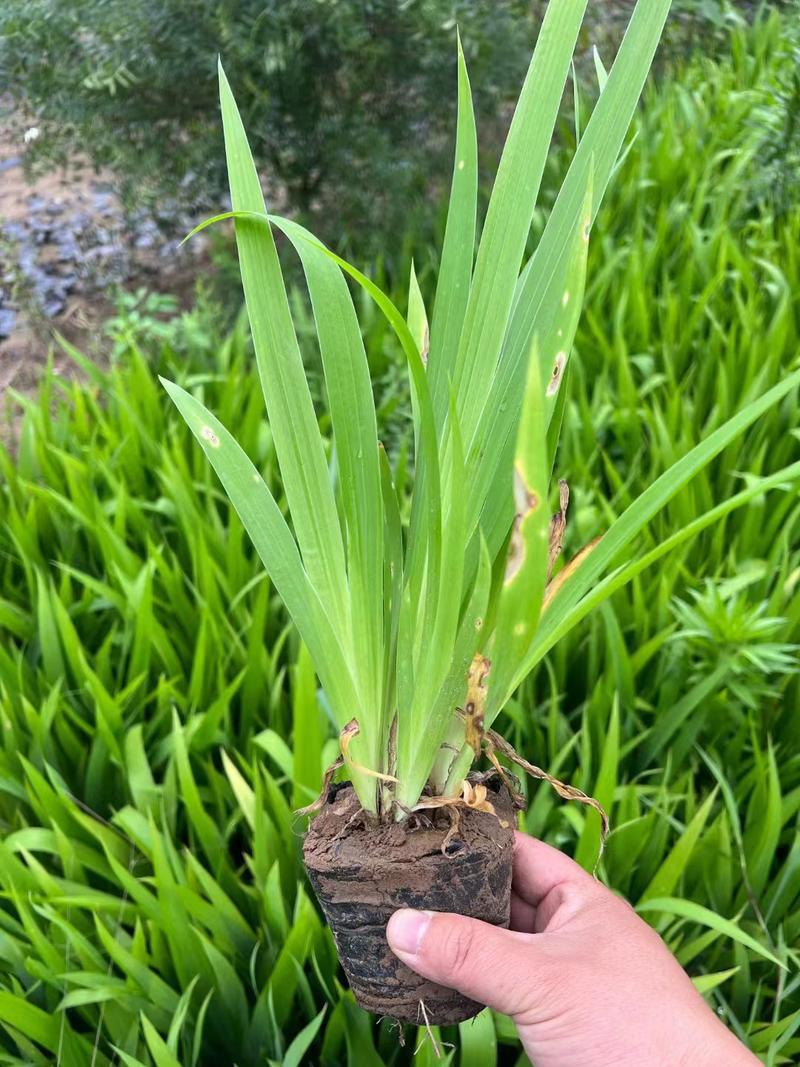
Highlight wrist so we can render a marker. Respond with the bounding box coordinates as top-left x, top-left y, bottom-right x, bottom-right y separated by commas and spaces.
678, 1011, 759, 1067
